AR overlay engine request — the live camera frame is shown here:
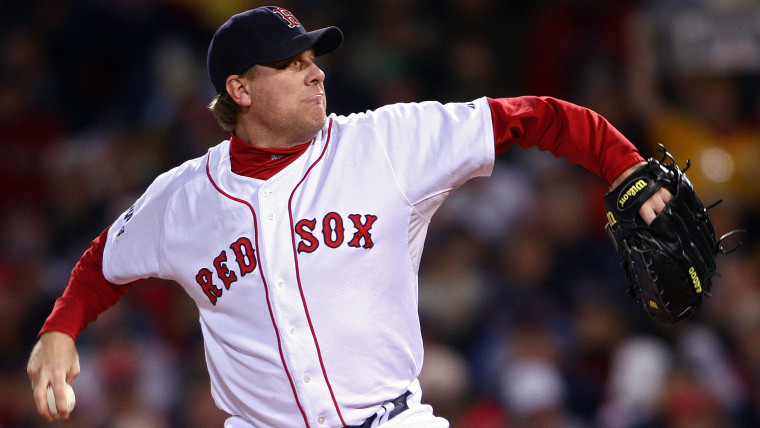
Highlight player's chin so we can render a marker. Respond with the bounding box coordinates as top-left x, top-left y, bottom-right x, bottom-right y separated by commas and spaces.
311, 115, 328, 133
295, 114, 327, 141
304, 106, 328, 127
